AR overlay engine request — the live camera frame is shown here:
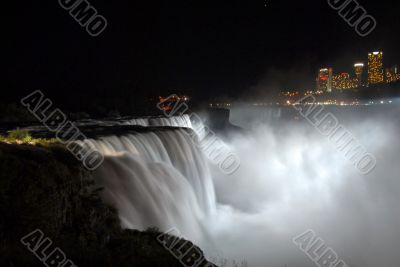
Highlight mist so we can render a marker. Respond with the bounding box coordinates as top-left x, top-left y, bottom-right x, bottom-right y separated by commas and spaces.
203, 103, 400, 267
87, 105, 400, 267
237, 66, 315, 103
